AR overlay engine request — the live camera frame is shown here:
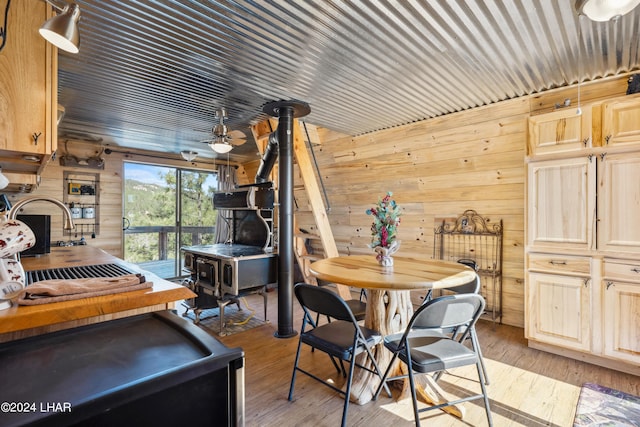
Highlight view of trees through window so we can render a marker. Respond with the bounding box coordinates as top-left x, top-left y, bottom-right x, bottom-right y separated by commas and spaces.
123, 163, 218, 278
